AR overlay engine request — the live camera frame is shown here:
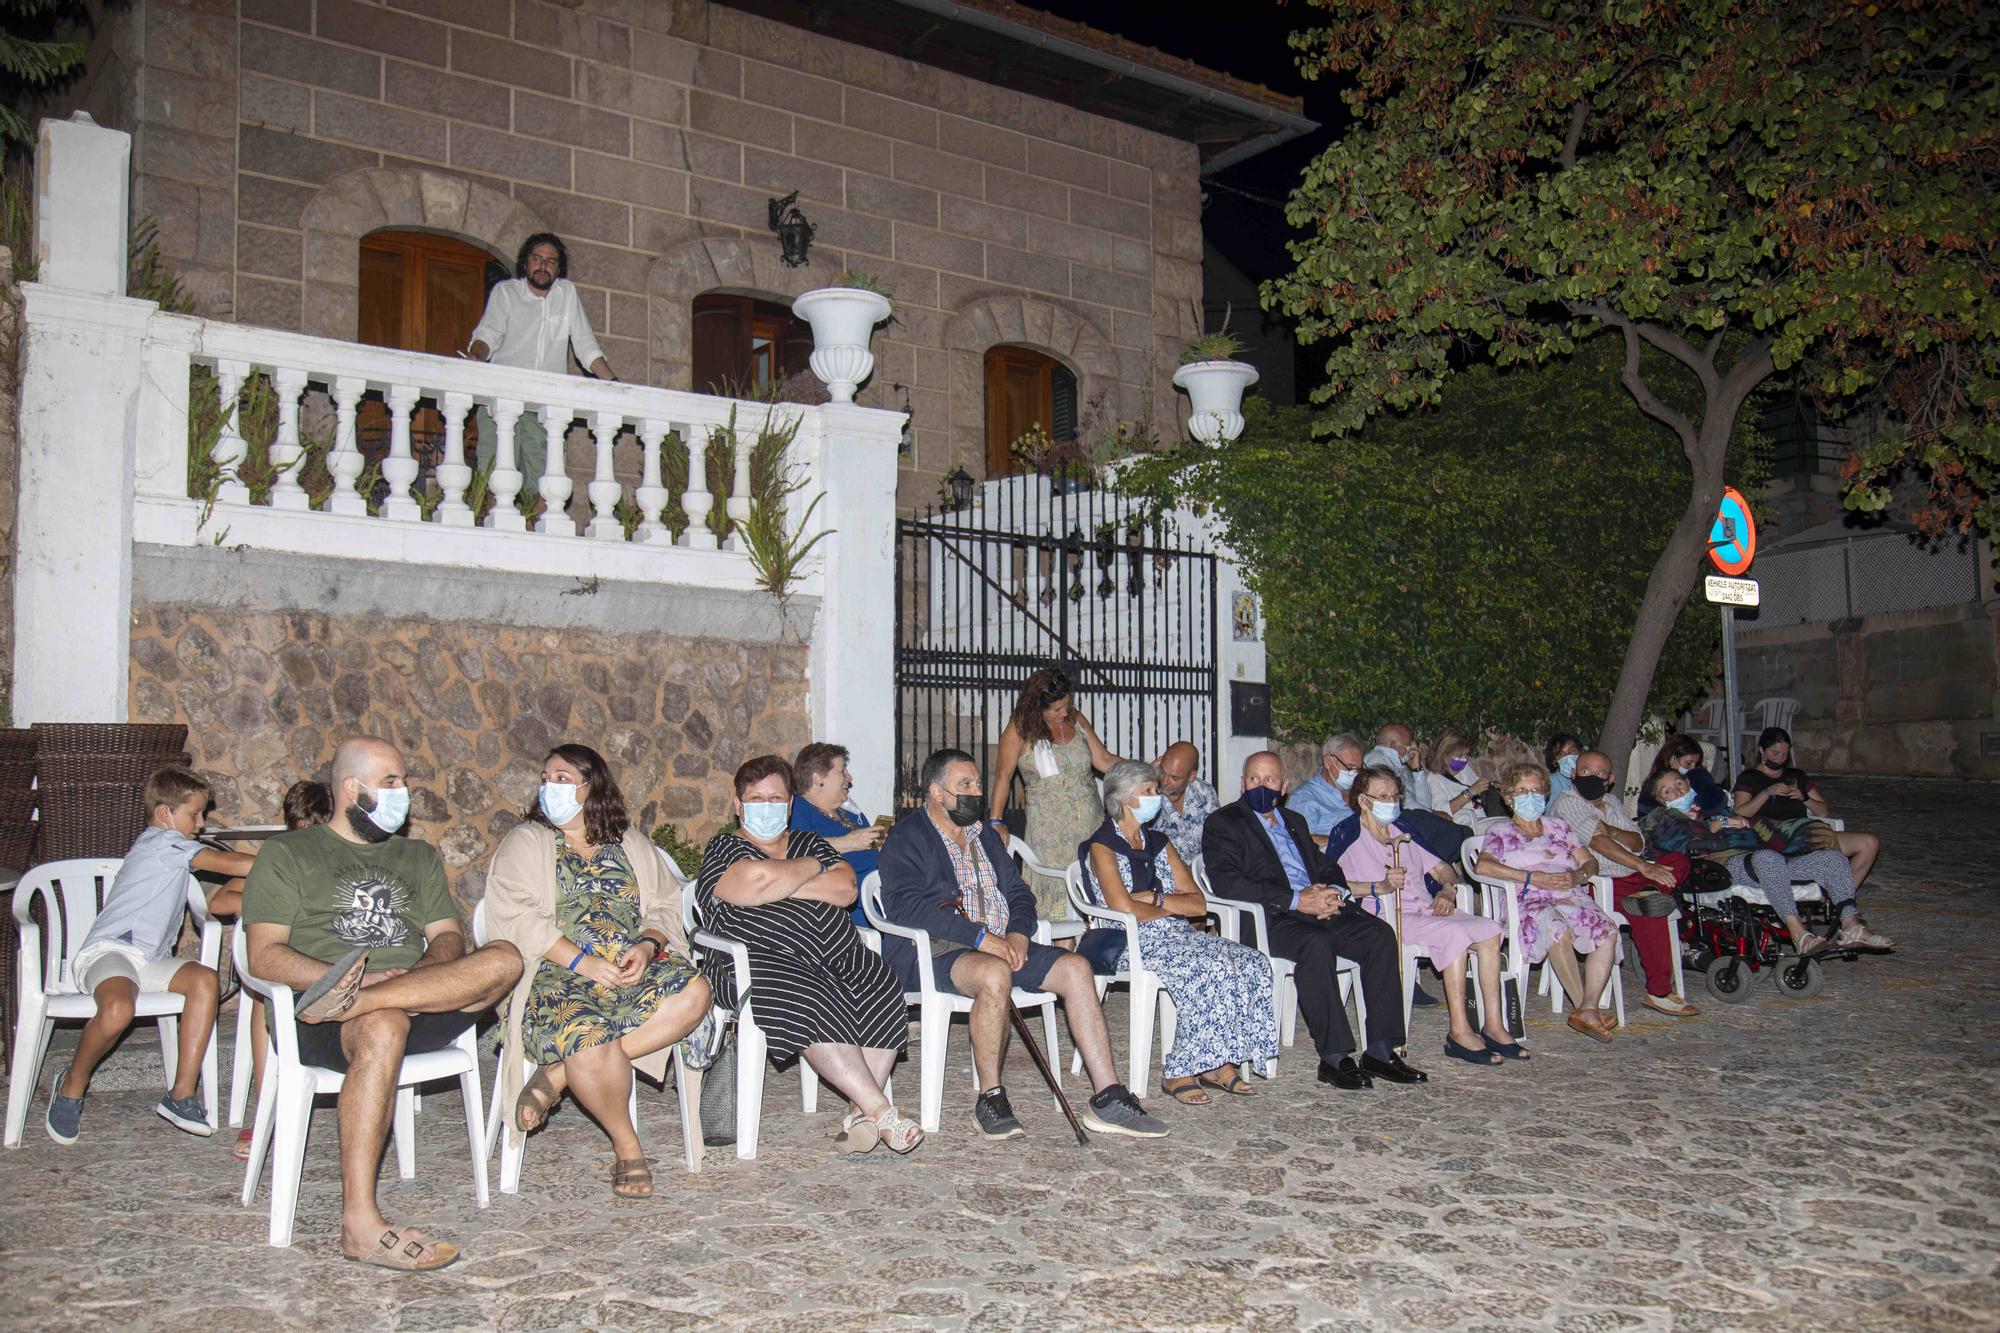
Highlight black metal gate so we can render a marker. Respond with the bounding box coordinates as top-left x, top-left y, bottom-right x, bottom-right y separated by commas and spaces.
893, 473, 1218, 815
